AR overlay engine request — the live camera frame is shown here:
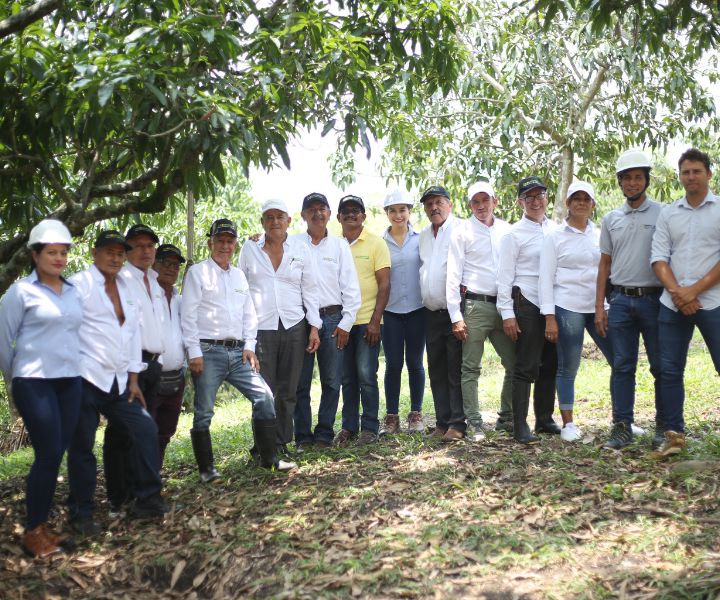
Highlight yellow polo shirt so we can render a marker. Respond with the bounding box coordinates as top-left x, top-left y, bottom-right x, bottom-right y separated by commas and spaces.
348, 228, 391, 325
